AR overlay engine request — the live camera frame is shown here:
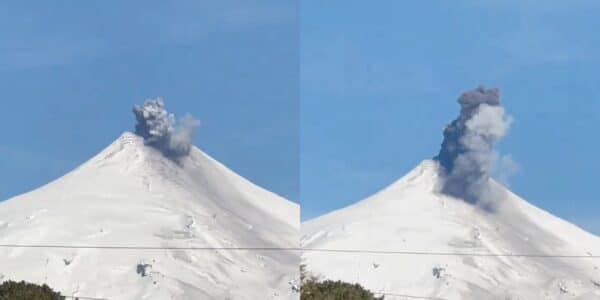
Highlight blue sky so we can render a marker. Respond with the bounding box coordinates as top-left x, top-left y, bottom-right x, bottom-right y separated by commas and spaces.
301, 1, 600, 234
0, 1, 299, 202
2, 2, 599, 235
